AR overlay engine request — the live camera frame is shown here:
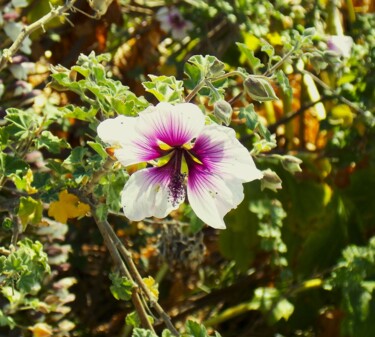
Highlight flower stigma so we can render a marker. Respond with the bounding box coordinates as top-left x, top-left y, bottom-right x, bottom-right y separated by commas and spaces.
156, 139, 203, 206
